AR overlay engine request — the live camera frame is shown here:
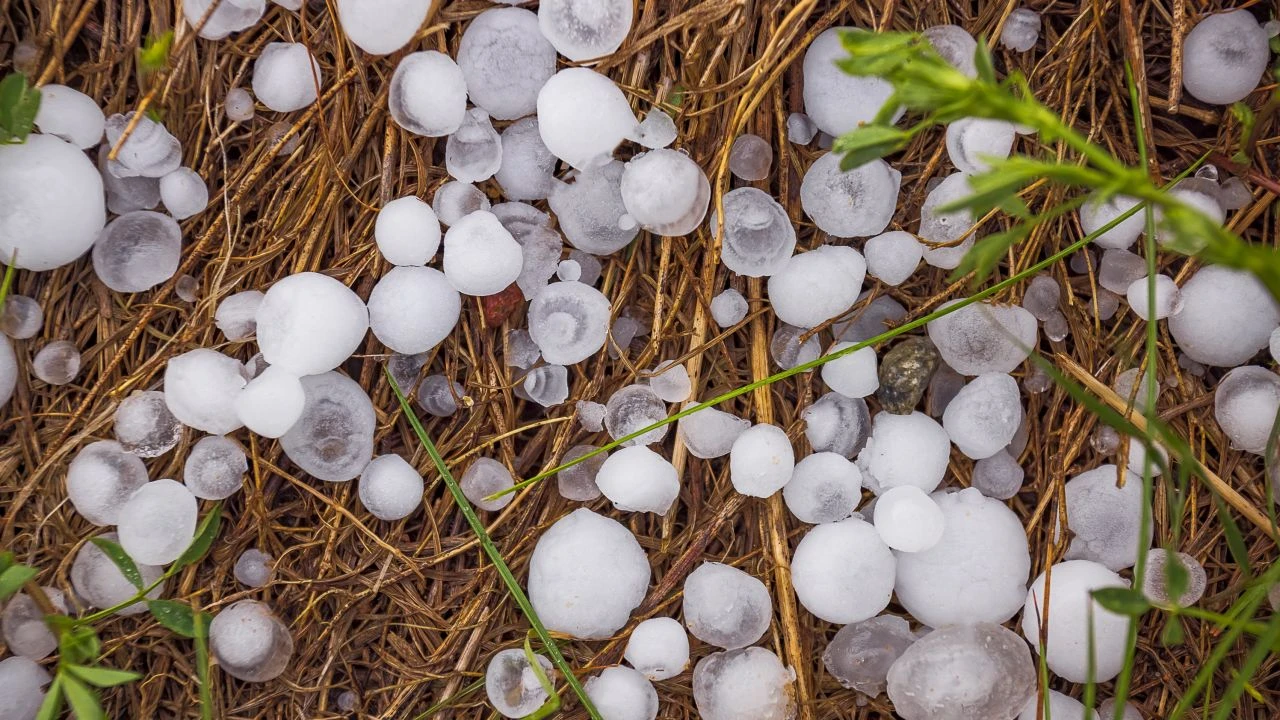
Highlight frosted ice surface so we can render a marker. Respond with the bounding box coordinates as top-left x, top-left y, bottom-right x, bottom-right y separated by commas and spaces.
112, 390, 182, 458
927, 300, 1037, 375
225, 87, 255, 122
461, 457, 514, 512
683, 562, 771, 649
803, 392, 871, 458
557, 260, 581, 282
1214, 365, 1280, 454
1000, 8, 1041, 52
91, 210, 181, 293
459, 7, 556, 120
280, 372, 375, 482
528, 281, 612, 364
886, 623, 1035, 720
787, 112, 817, 145
769, 245, 866, 328
446, 109, 502, 183
803, 28, 897, 136
635, 108, 676, 149
160, 168, 209, 220
604, 384, 668, 446
182, 0, 265, 40
610, 315, 639, 357
946, 117, 1016, 174
497, 118, 557, 201
1022, 560, 1132, 683
972, 449, 1024, 500
252, 43, 322, 113
729, 134, 772, 181
358, 454, 424, 521
823, 614, 914, 696
0, 295, 42, 339
175, 274, 199, 302
256, 272, 369, 376
368, 266, 460, 354
1220, 176, 1253, 210
0, 134, 106, 270
575, 401, 606, 434
33, 84, 104, 149
72, 532, 165, 615
924, 25, 979, 77
209, 600, 293, 682
537, 0, 633, 61
597, 445, 679, 515
782, 452, 862, 524
620, 149, 710, 236
1098, 699, 1145, 720
486, 648, 556, 719
585, 666, 659, 720
677, 405, 750, 459
0, 656, 51, 719
444, 211, 524, 296
801, 153, 900, 239
1169, 265, 1279, 367
335, 0, 434, 55
0, 337, 12, 411
416, 375, 464, 417
1182, 9, 1270, 105
1064, 464, 1153, 570
715, 187, 796, 277
118, 479, 198, 565
235, 548, 274, 587
693, 647, 795, 720
557, 444, 606, 501
433, 181, 490, 226
625, 617, 689, 681
215, 291, 264, 342
163, 349, 246, 434
32, 340, 80, 385
821, 343, 878, 399
864, 231, 922, 286
389, 51, 467, 137
942, 372, 1023, 459
375, 196, 441, 266
104, 111, 181, 178
835, 294, 908, 344
184, 435, 247, 500
730, 423, 795, 497
548, 161, 638, 254
570, 250, 602, 285
537, 68, 638, 170
1125, 274, 1181, 321
99, 144, 161, 215
648, 360, 691, 402
1021, 274, 1061, 321
769, 324, 820, 370
919, 173, 978, 269
66, 440, 149, 526
710, 288, 748, 327
506, 329, 541, 369
1019, 691, 1101, 720
523, 364, 570, 407
515, 226, 563, 299
793, 517, 895, 623
1080, 192, 1145, 249
236, 366, 305, 439
873, 485, 944, 553
2, 588, 67, 660
856, 411, 949, 494
1141, 548, 1207, 607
